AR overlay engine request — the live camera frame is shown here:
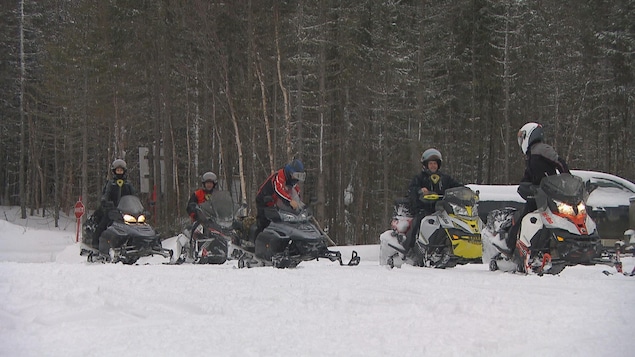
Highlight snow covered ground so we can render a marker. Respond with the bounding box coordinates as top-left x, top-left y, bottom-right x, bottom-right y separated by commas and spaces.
1, 206, 634, 357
